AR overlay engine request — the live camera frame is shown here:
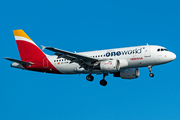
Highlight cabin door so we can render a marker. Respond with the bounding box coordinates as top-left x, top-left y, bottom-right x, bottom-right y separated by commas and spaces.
144, 46, 151, 57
